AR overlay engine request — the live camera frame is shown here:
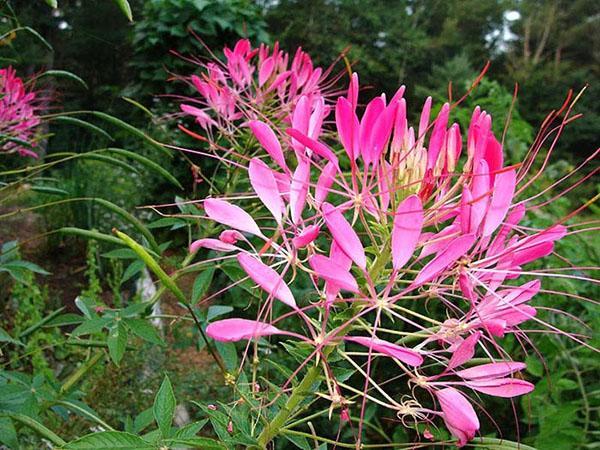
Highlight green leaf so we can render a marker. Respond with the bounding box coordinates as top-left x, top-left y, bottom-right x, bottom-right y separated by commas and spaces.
91, 112, 168, 156
0, 417, 18, 449
93, 198, 160, 254
467, 437, 538, 449
133, 408, 154, 434
125, 319, 163, 345
525, 355, 544, 377
114, 0, 133, 21
121, 97, 153, 117
71, 318, 110, 336
63, 431, 154, 449
207, 305, 233, 321
285, 434, 311, 450
121, 260, 145, 284
37, 70, 86, 88
51, 116, 113, 140
44, 0, 58, 8
153, 375, 176, 437
43, 313, 84, 328
30, 185, 70, 196
0, 260, 50, 275
192, 268, 215, 303
0, 327, 24, 346
106, 148, 183, 189
163, 437, 226, 449
172, 420, 208, 439
107, 322, 128, 365
101, 248, 138, 259
58, 400, 114, 431
0, 412, 65, 446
